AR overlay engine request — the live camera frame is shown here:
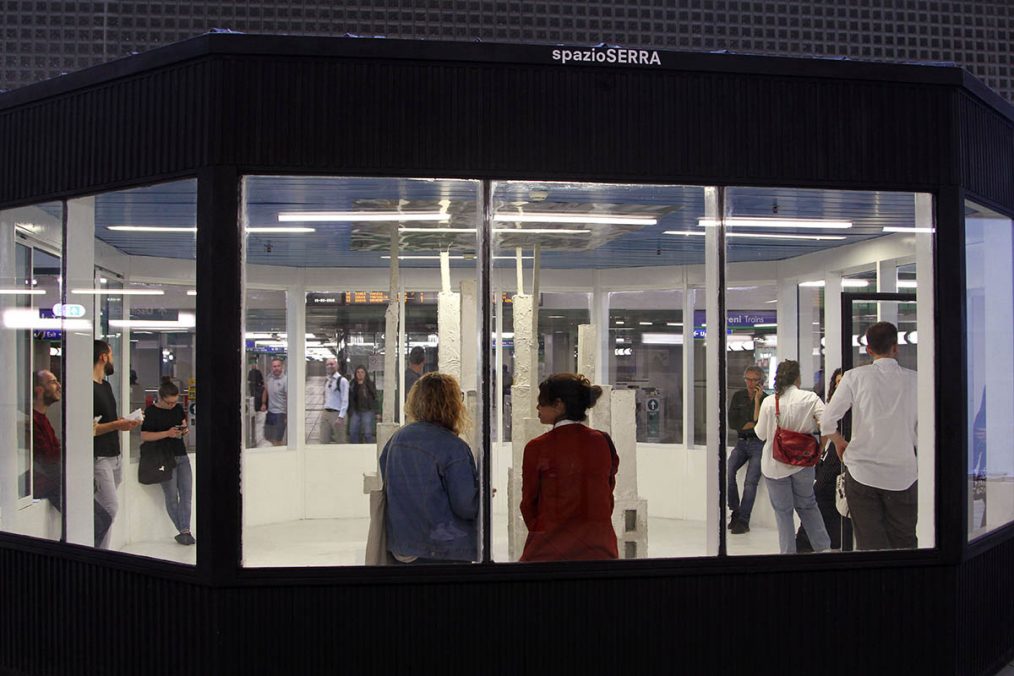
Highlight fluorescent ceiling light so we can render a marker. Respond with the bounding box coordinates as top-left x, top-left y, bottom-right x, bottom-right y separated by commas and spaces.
642, 332, 684, 345
278, 212, 449, 222
107, 226, 197, 233
666, 322, 683, 327
3, 309, 90, 330
698, 217, 853, 229
186, 290, 197, 296
247, 227, 315, 233
664, 231, 846, 241
493, 228, 590, 235
71, 288, 164, 295
110, 313, 195, 330
245, 332, 276, 339
615, 321, 625, 325
399, 227, 476, 233
883, 226, 935, 233
639, 321, 653, 326
0, 289, 46, 295
798, 279, 870, 288
897, 280, 918, 288
492, 213, 657, 225
728, 286, 758, 291
493, 255, 535, 260
754, 323, 778, 328
381, 253, 470, 259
